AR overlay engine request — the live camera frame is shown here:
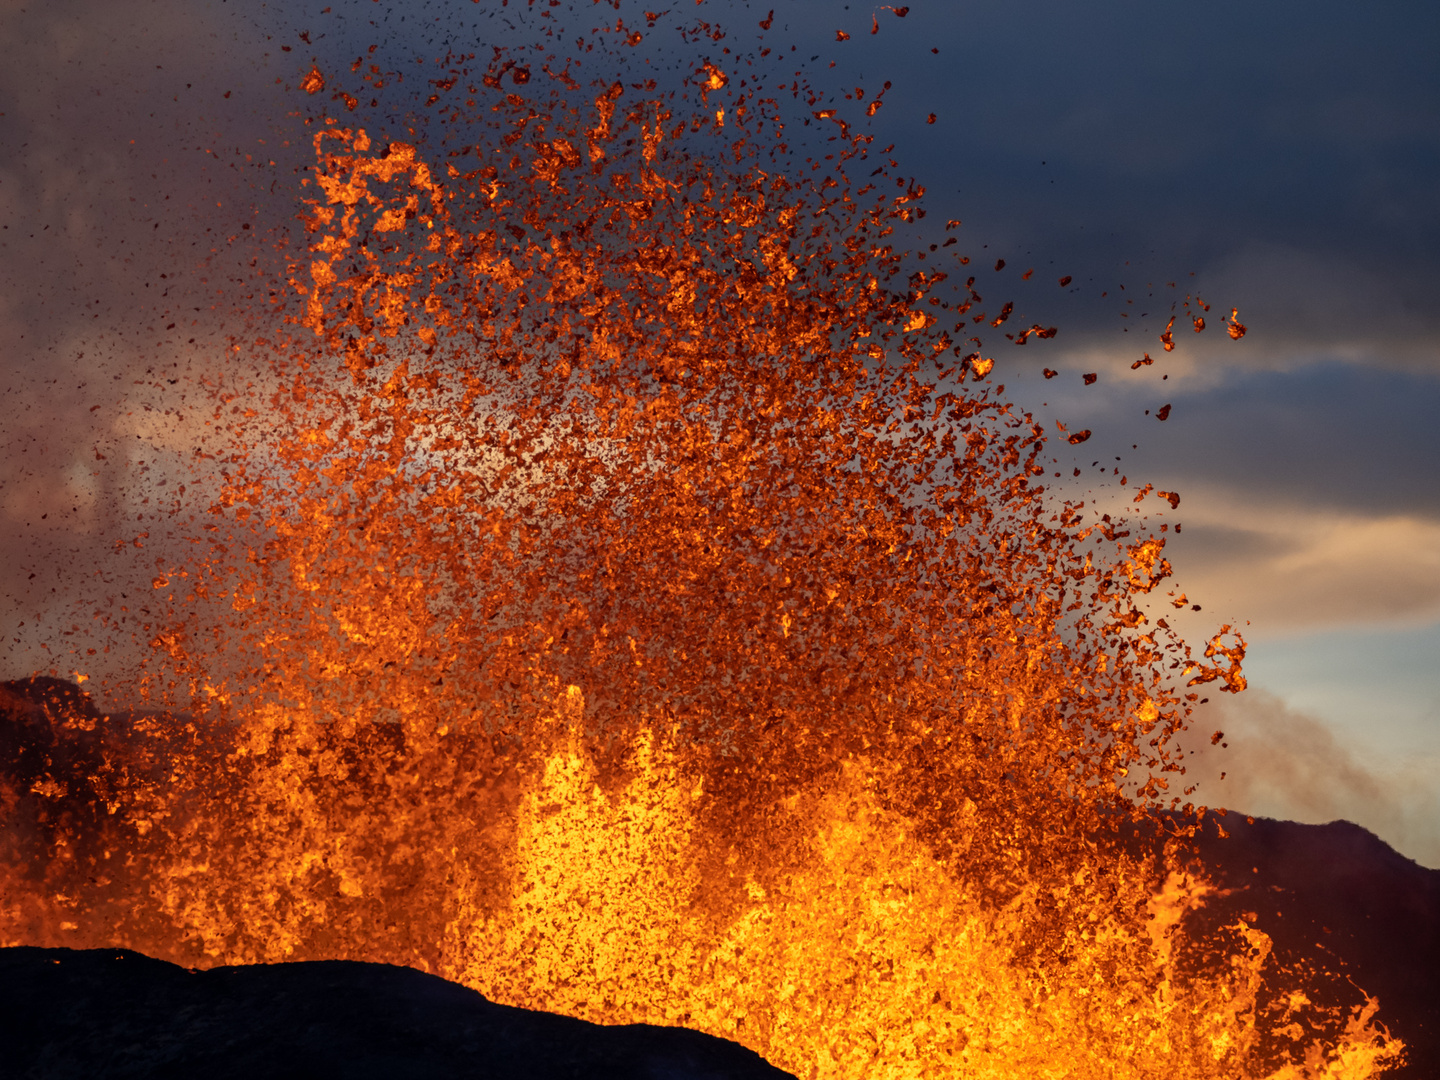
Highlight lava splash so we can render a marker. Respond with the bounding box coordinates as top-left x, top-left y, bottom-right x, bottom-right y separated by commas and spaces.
0, 5, 1403, 1078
